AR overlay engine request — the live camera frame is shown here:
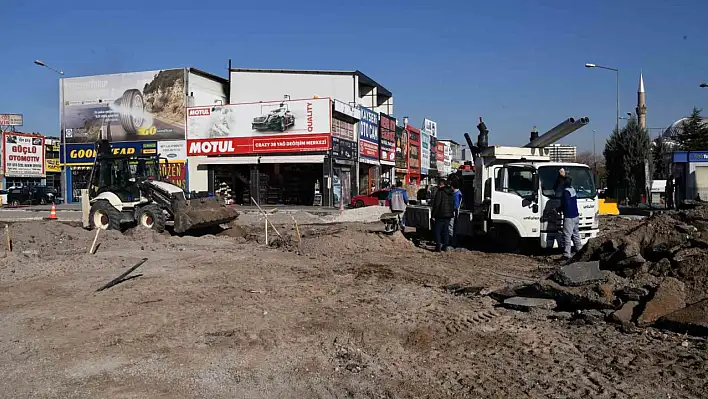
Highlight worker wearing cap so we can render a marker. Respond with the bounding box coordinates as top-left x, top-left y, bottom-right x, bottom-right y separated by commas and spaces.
553, 168, 566, 198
